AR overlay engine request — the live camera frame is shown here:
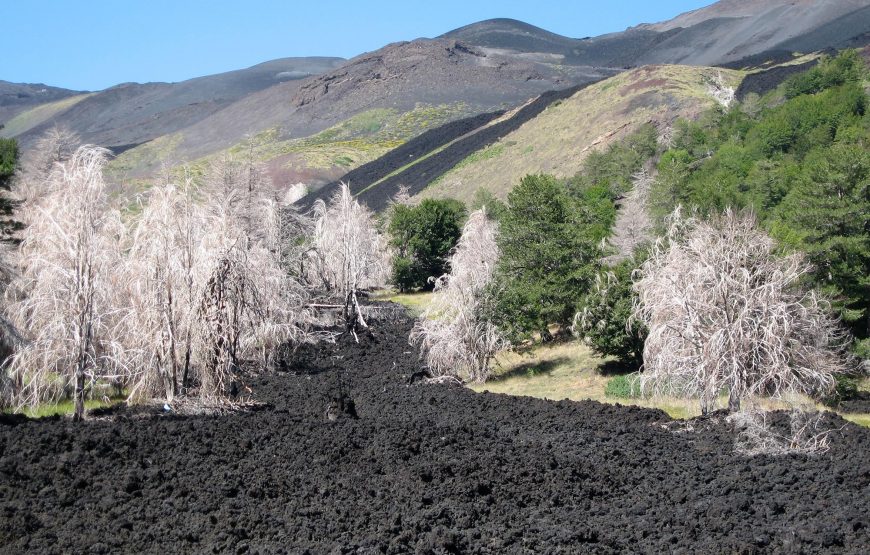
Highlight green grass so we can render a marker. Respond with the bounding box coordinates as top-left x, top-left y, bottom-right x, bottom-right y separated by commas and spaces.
5, 395, 125, 419
842, 413, 870, 428
107, 132, 185, 177
373, 290, 433, 317
466, 340, 701, 419
0, 94, 94, 137
466, 339, 870, 425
